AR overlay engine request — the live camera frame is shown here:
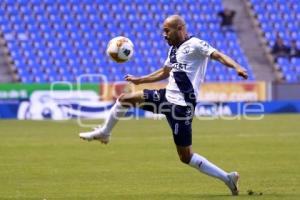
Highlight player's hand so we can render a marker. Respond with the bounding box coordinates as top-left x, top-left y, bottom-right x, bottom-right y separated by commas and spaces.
236, 67, 248, 80
124, 74, 142, 85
